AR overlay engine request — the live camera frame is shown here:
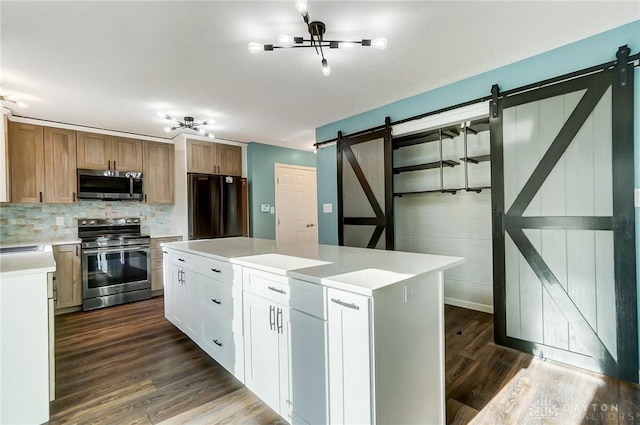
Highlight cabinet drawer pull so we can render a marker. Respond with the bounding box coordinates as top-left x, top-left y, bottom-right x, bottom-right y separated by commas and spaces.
76, 245, 79, 256
108, 160, 111, 170
268, 286, 286, 294
39, 192, 43, 203
177, 258, 185, 262
210, 268, 221, 273
213, 339, 223, 347
113, 161, 116, 170
331, 298, 360, 310
211, 298, 221, 305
